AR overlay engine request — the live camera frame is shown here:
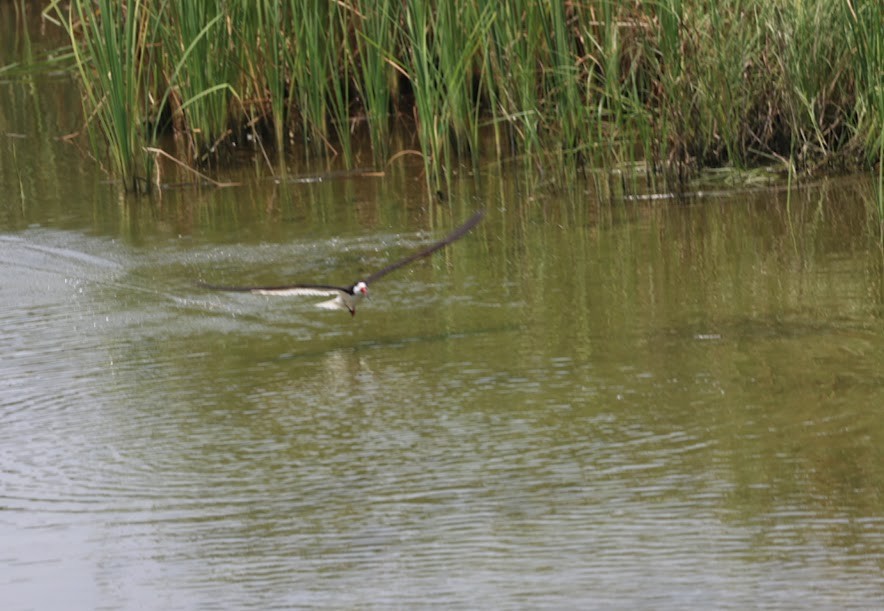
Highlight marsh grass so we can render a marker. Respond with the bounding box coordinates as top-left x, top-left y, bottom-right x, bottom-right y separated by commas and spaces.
48, 0, 883, 192
845, 0, 884, 166
349, 0, 398, 162
154, 9, 231, 160
61, 0, 150, 190
254, 0, 286, 154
